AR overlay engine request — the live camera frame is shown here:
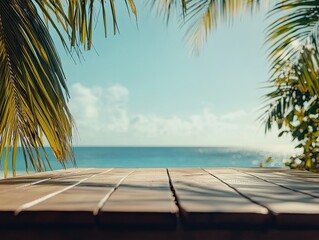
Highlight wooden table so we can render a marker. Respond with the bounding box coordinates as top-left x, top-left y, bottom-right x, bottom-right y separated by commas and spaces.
1, 168, 319, 240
